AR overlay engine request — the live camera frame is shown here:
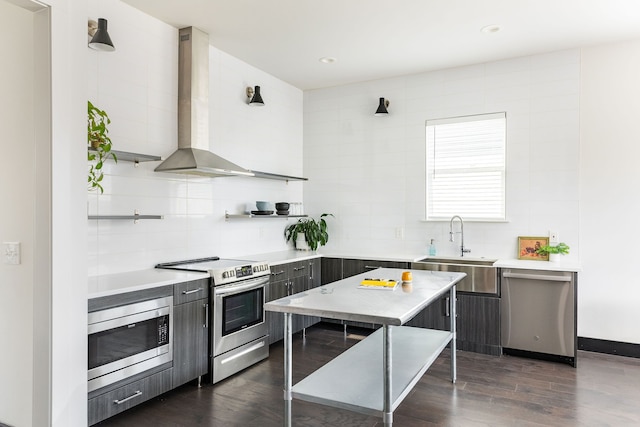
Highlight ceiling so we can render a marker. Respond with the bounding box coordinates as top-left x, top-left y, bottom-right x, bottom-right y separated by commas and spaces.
122, 0, 640, 90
